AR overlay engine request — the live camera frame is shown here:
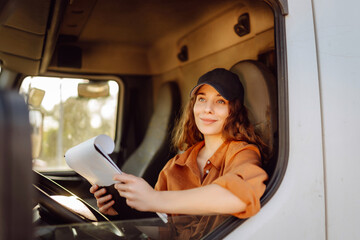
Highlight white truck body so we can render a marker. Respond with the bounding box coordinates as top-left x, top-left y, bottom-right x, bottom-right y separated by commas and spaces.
228, 0, 360, 239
